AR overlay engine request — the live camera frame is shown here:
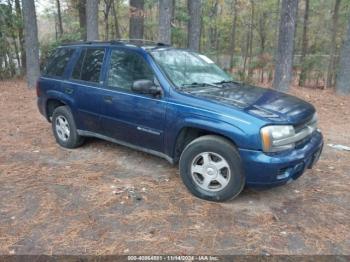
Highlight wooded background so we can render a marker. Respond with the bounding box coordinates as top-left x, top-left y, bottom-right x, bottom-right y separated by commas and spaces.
0, 0, 350, 95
